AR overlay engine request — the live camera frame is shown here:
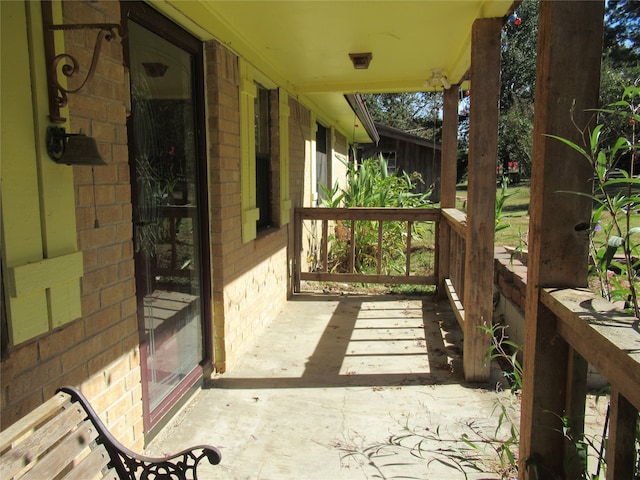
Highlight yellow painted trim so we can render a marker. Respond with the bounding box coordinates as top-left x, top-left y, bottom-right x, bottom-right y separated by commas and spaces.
310, 115, 318, 206
48, 280, 82, 328
1, 1, 83, 345
278, 90, 290, 226
7, 295, 49, 345
1, 0, 49, 345
1, 1, 44, 268
27, 1, 77, 258
241, 208, 260, 244
7, 252, 83, 298
239, 59, 258, 243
